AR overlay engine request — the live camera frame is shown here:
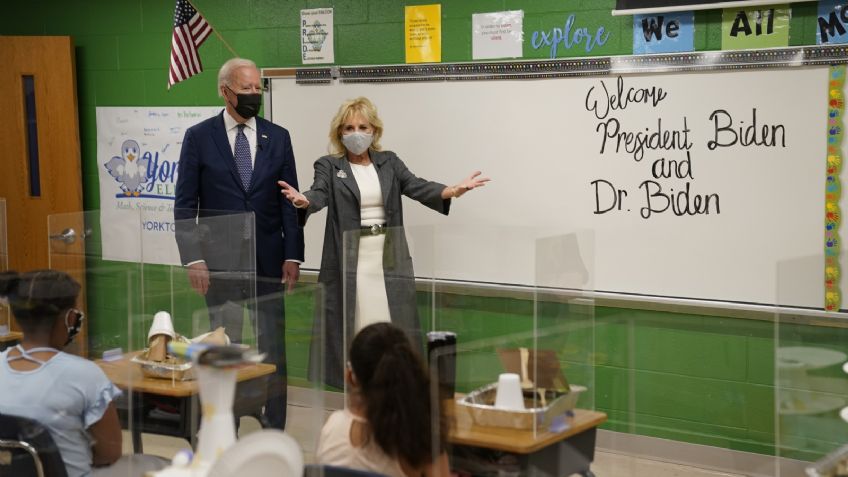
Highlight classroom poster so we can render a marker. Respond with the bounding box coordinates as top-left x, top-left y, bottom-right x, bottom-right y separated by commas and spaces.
405, 4, 441, 63
96, 107, 220, 265
825, 65, 845, 311
472, 10, 524, 60
721, 4, 790, 50
632, 11, 694, 54
817, 1, 848, 45
301, 8, 334, 64
529, 14, 613, 58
